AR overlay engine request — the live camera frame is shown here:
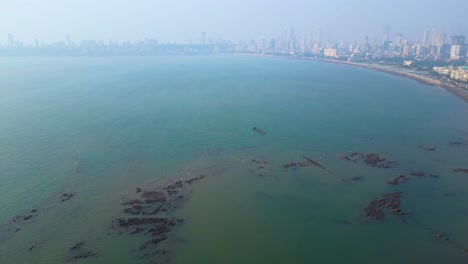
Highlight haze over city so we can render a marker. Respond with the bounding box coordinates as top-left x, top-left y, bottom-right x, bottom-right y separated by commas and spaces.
1, 0, 467, 44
